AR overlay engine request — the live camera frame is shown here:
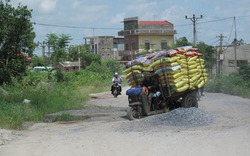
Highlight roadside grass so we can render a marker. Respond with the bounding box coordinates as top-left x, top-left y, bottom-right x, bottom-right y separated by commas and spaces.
0, 70, 113, 129
205, 73, 250, 98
